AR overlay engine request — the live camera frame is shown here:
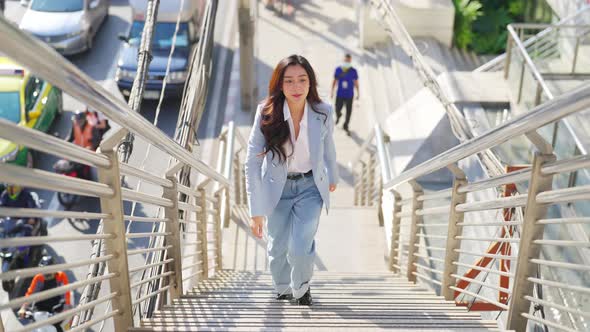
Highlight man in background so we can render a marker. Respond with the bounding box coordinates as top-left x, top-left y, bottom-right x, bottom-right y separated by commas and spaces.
331, 53, 359, 136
